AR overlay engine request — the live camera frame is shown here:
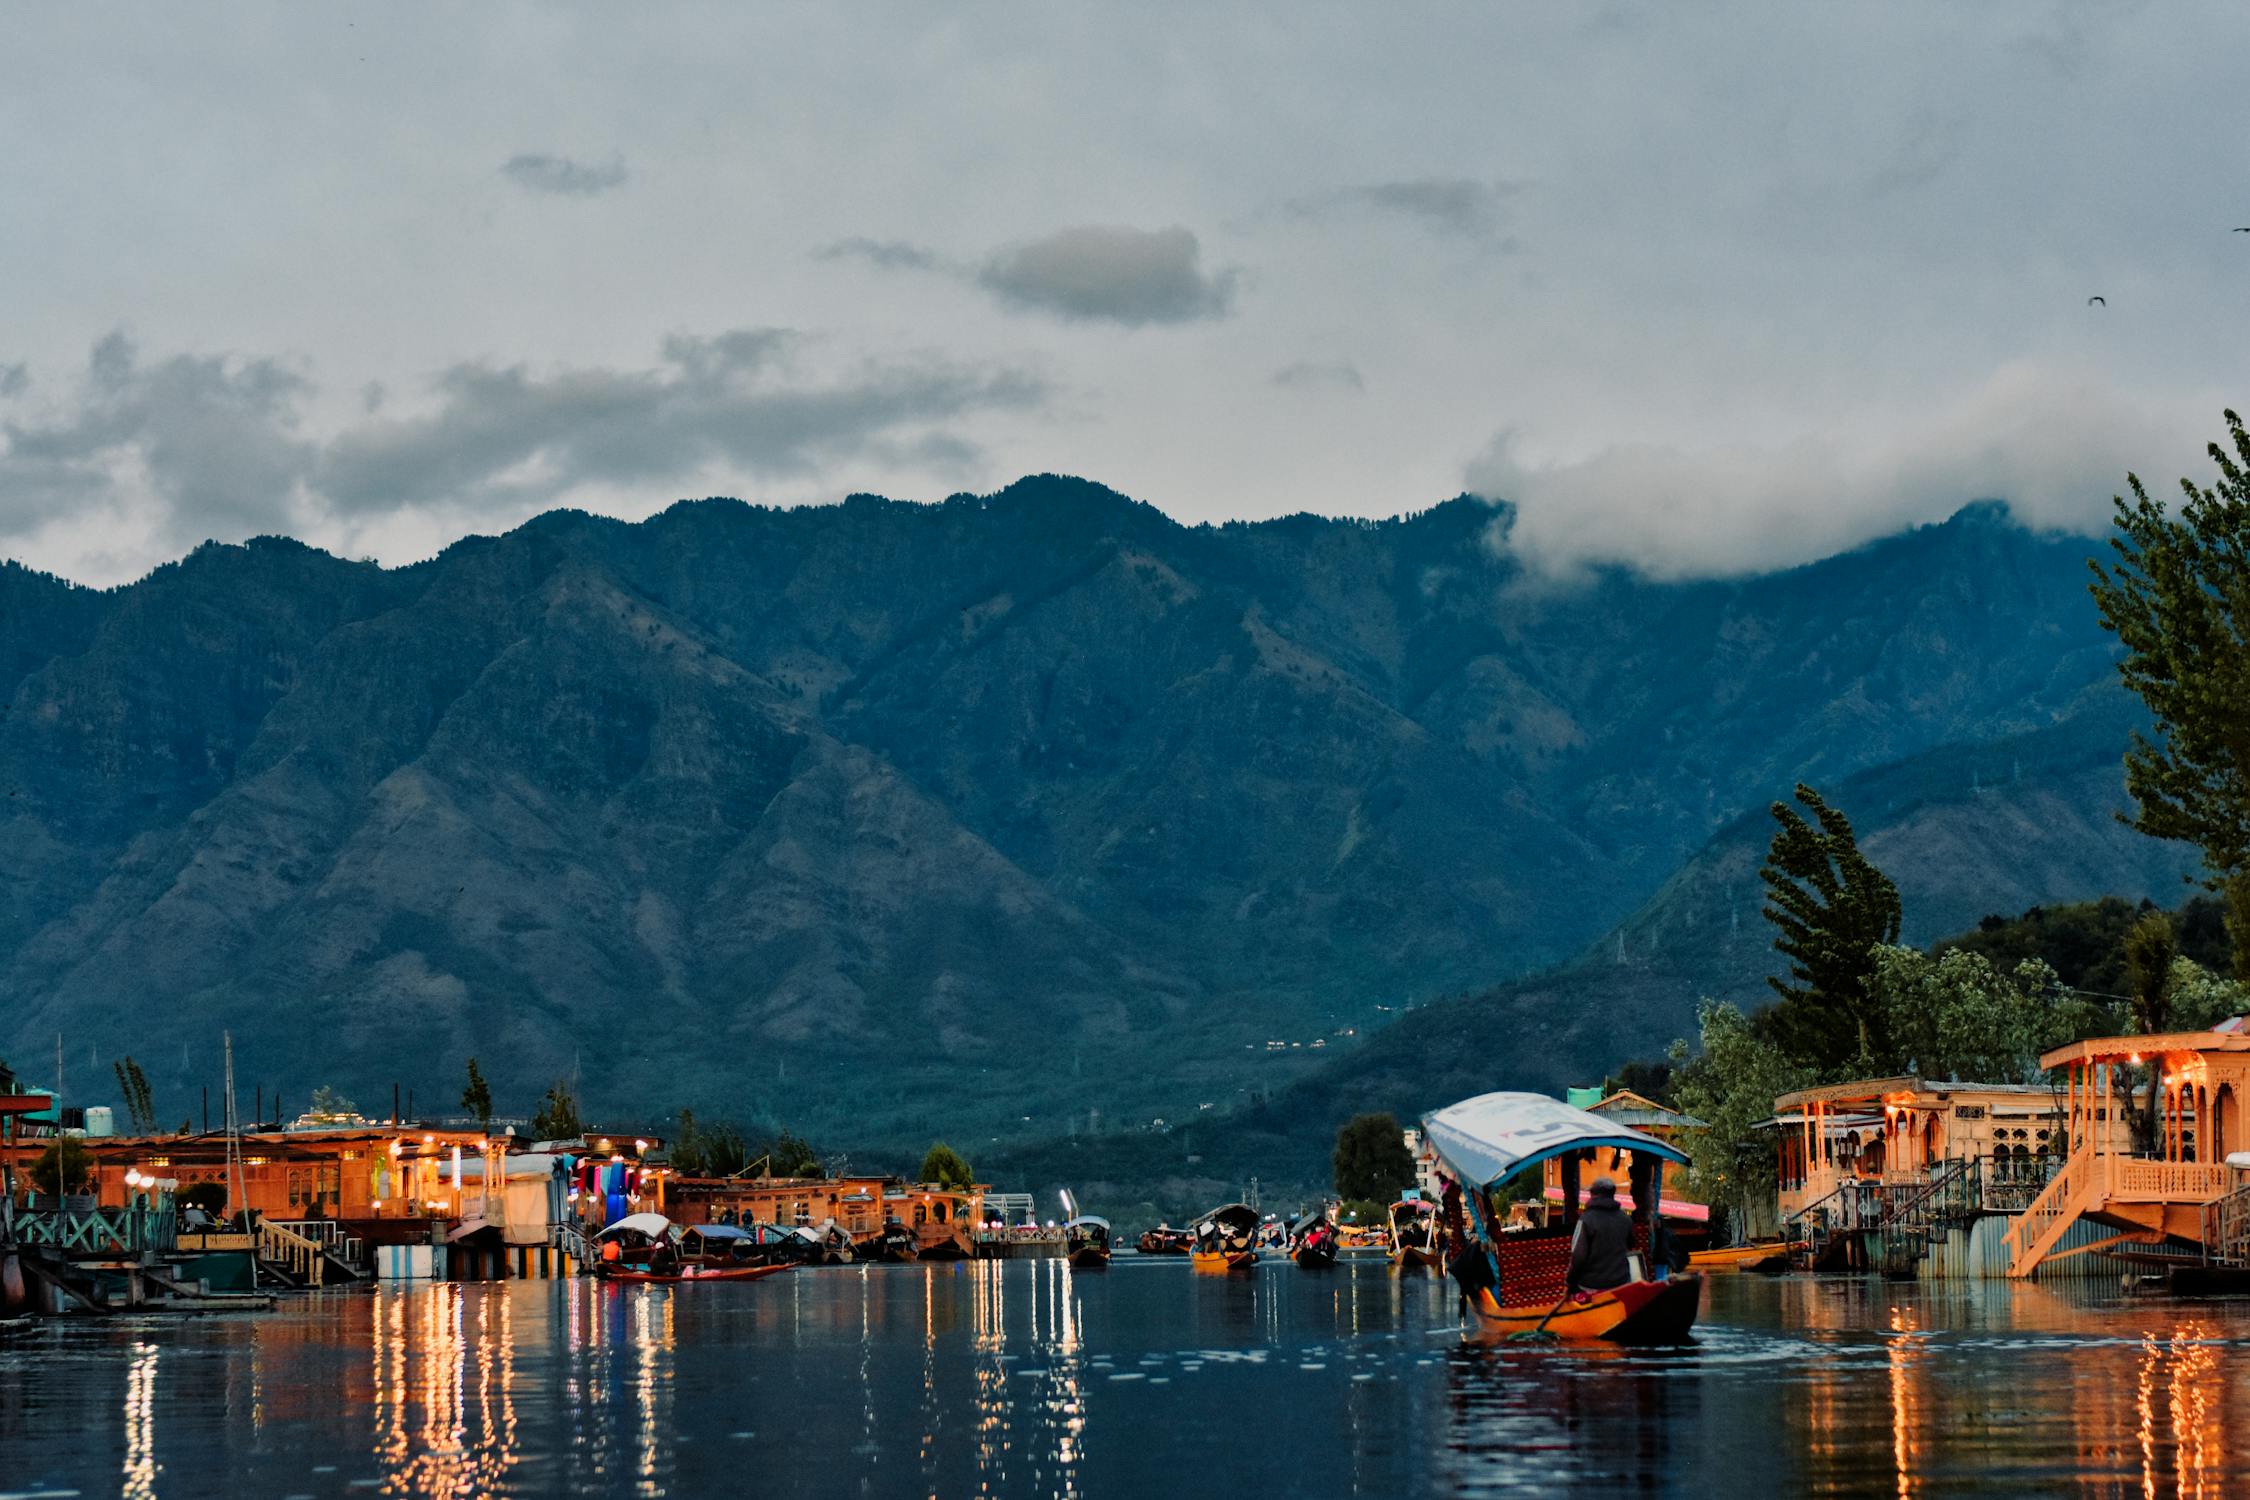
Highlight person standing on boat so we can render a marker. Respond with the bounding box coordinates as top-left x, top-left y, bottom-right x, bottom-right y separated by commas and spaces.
1566, 1177, 1632, 1295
